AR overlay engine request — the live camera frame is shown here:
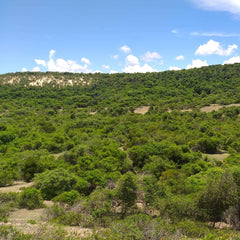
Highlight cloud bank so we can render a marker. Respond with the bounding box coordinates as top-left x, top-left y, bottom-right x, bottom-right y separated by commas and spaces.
195, 40, 237, 56
122, 54, 158, 73
189, 0, 240, 14
186, 59, 208, 69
